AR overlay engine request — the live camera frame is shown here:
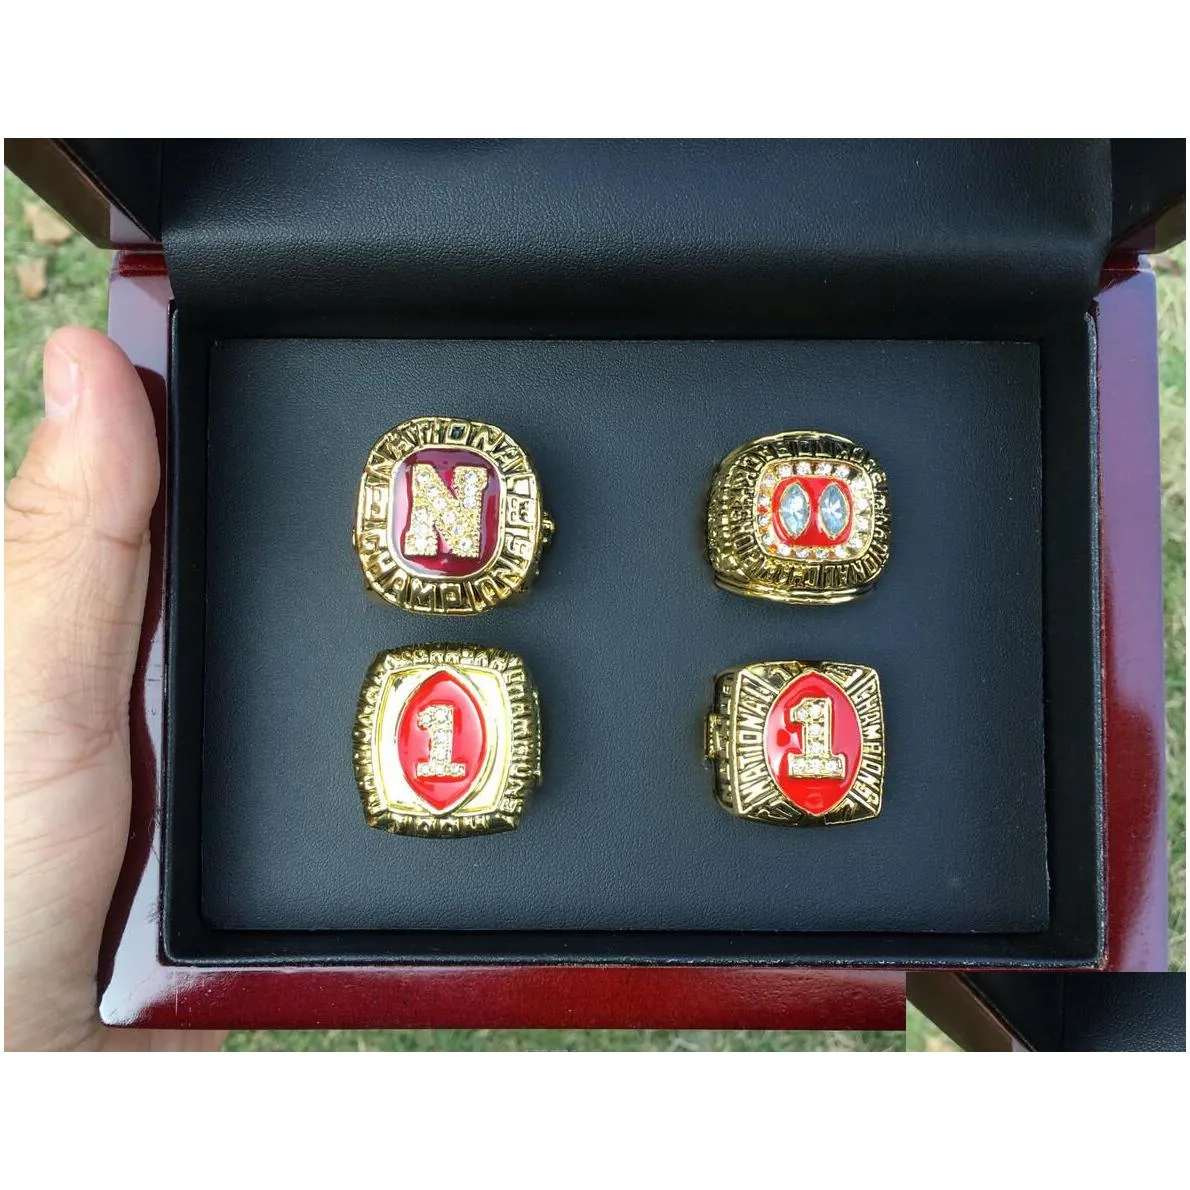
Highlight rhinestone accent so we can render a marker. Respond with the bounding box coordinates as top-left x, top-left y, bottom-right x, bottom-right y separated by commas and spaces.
778, 481, 810, 539
817, 481, 849, 539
